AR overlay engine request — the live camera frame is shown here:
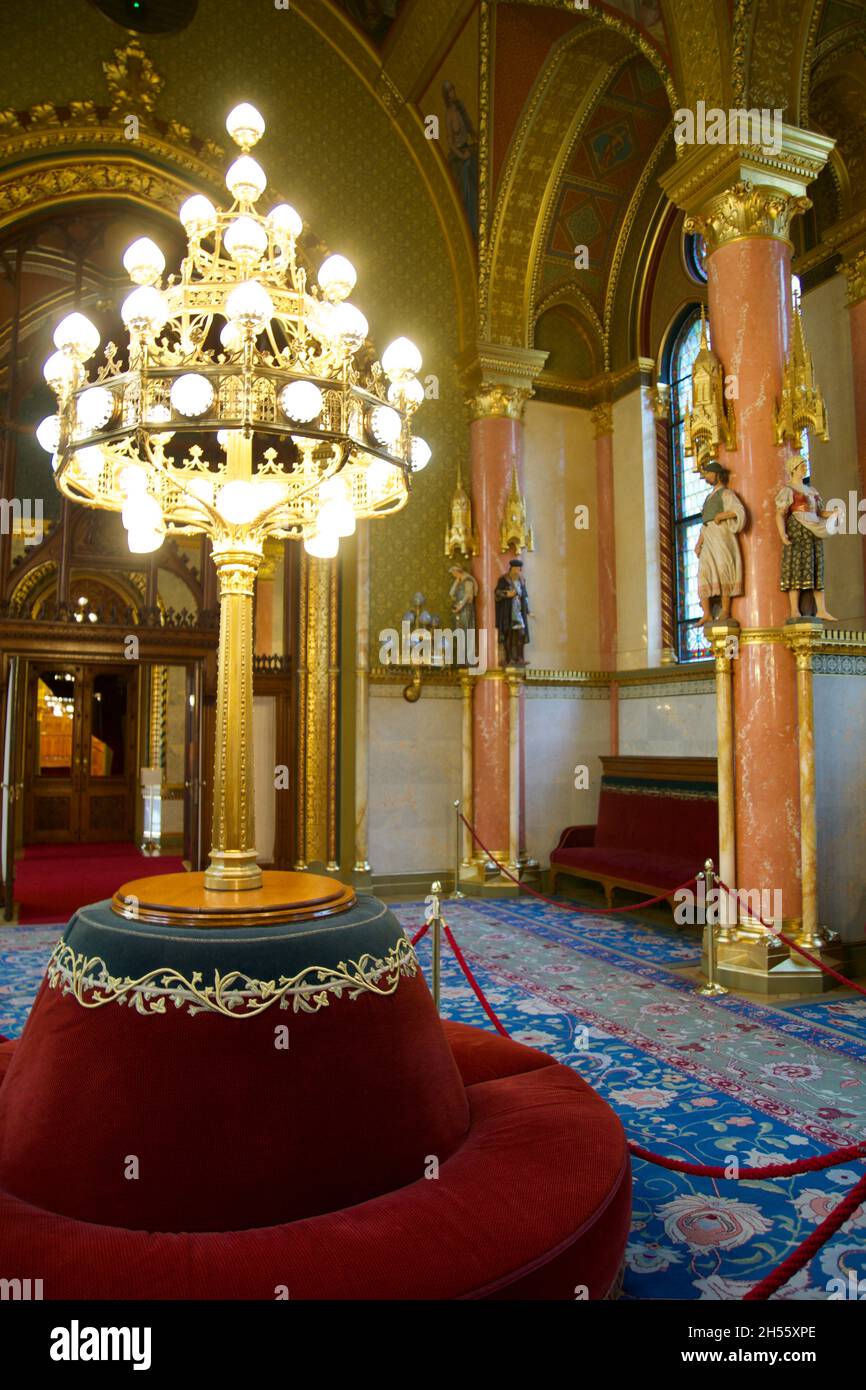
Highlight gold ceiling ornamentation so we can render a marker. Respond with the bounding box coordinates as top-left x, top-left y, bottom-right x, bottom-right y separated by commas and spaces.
499, 465, 533, 555
590, 402, 613, 438
444, 458, 478, 559
103, 36, 163, 115
683, 307, 737, 463
602, 121, 672, 370
685, 181, 811, 254
0, 159, 204, 235
773, 306, 830, 447
839, 249, 866, 306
